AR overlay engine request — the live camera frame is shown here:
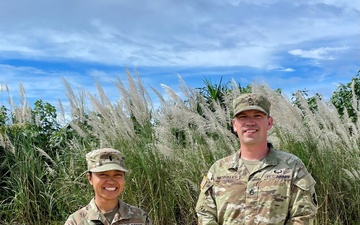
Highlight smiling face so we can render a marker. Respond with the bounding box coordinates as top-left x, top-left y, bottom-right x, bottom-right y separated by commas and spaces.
87, 170, 126, 205
232, 109, 273, 147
